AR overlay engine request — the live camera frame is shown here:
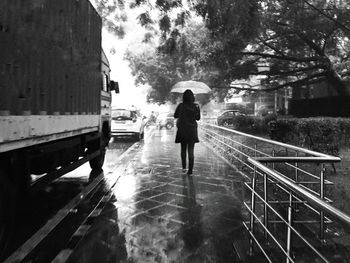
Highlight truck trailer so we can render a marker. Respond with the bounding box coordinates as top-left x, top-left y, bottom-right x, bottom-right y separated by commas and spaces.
0, 0, 118, 255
